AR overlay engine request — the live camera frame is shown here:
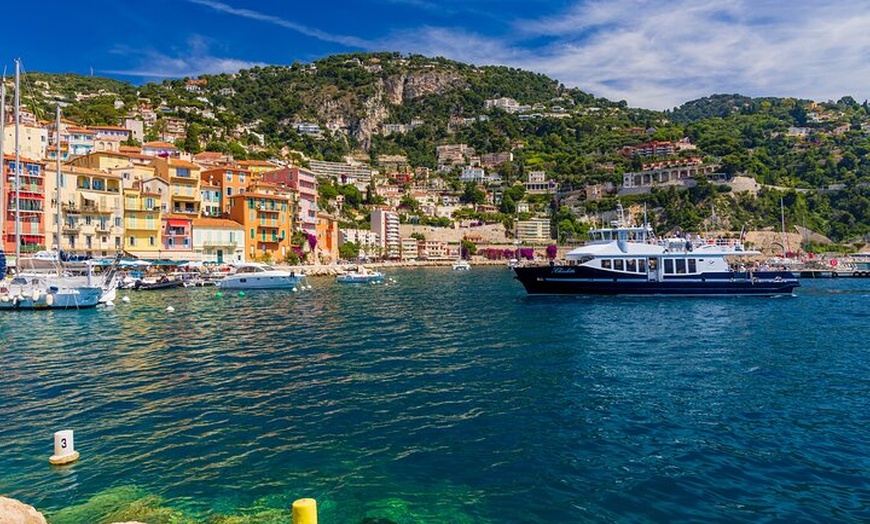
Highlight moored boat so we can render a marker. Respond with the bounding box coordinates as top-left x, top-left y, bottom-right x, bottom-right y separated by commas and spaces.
513, 208, 799, 297
0, 273, 102, 309
336, 266, 385, 283
452, 259, 471, 271
216, 263, 304, 290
